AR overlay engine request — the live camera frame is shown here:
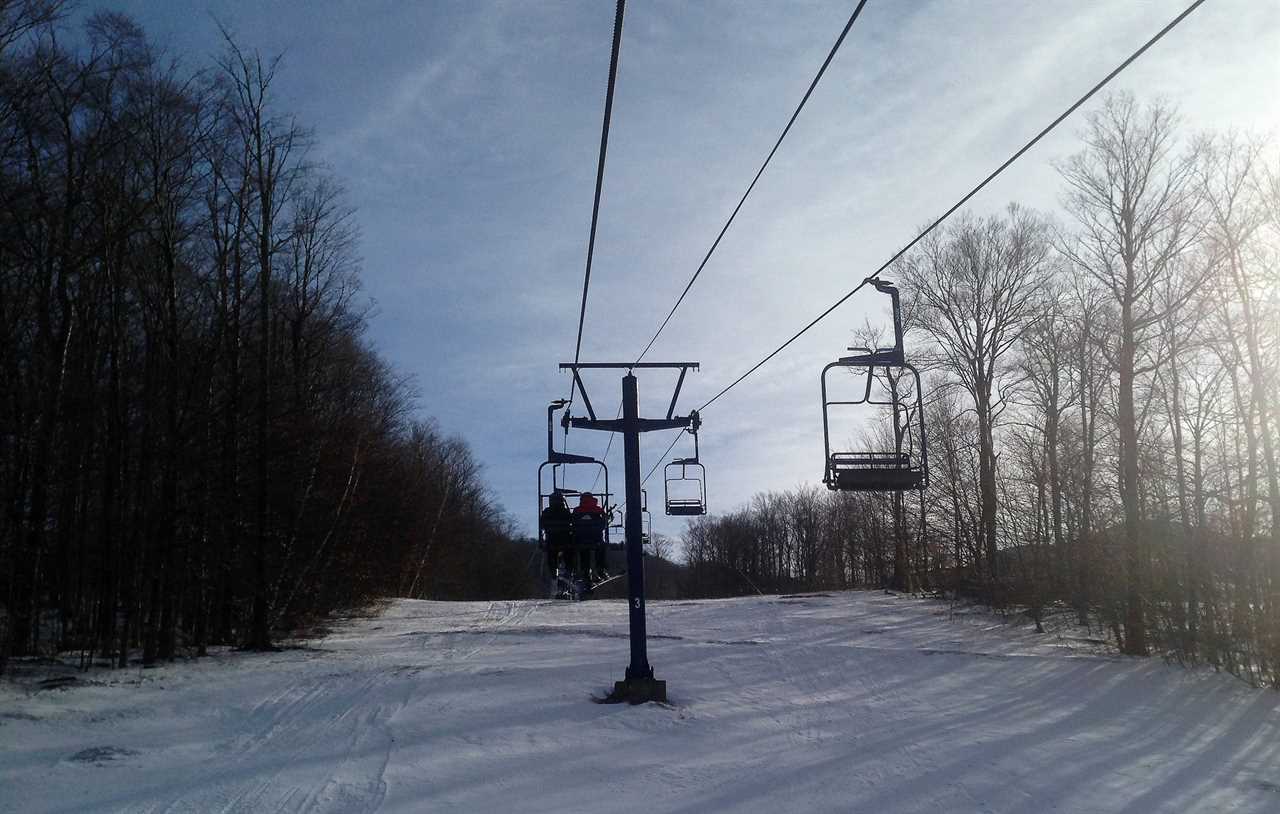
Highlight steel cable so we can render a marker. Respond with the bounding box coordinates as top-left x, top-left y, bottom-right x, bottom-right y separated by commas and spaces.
634, 0, 872, 365
696, 0, 1208, 414
568, 0, 627, 408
